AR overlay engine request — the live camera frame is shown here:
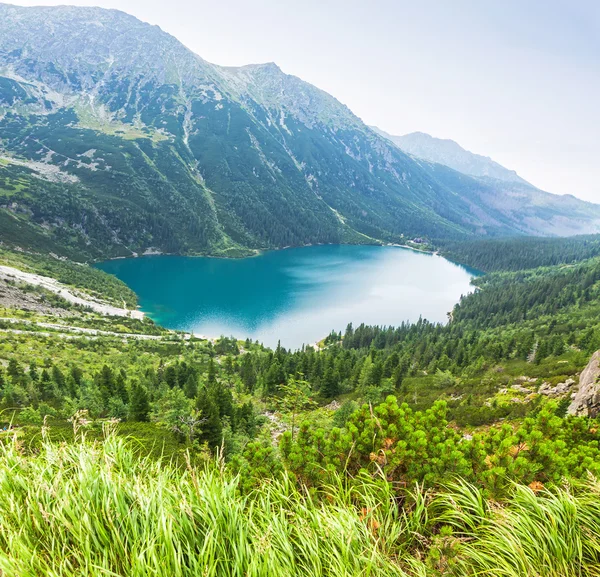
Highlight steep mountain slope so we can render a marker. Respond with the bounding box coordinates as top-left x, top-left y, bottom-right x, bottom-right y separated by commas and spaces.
374, 127, 600, 237
372, 128, 528, 184
0, 4, 598, 259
